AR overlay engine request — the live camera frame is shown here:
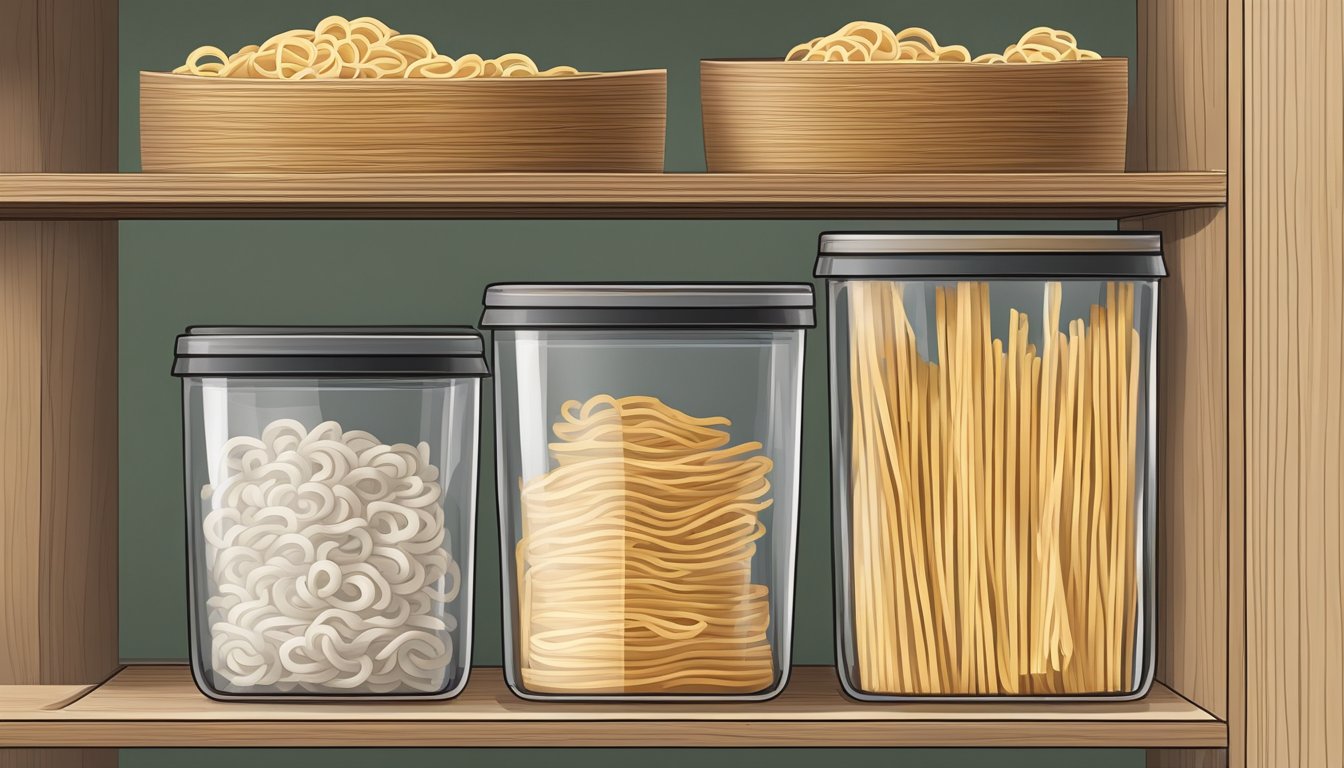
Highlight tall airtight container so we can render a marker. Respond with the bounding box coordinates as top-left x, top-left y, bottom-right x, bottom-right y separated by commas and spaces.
482, 284, 814, 701
817, 233, 1164, 701
174, 326, 488, 700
